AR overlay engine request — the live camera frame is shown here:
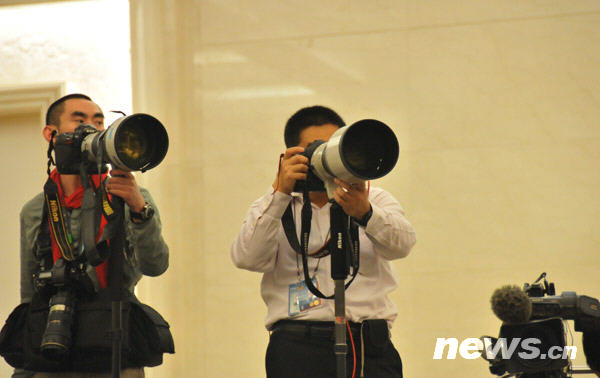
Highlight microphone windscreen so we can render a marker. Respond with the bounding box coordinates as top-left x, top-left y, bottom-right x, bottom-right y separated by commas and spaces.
491, 285, 532, 324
